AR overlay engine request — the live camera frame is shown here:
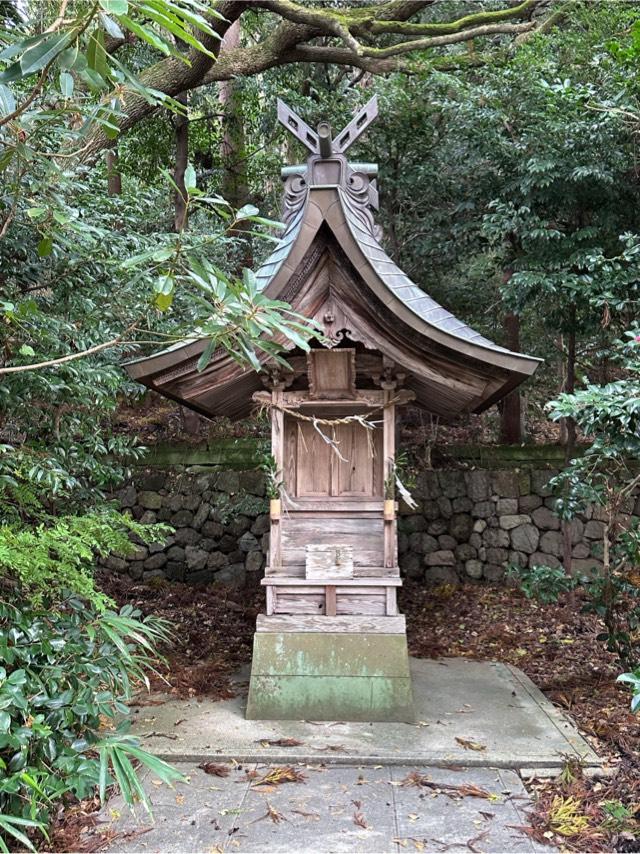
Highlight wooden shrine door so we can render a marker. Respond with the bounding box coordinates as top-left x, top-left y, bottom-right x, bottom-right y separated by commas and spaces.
278, 413, 386, 575
285, 417, 383, 501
